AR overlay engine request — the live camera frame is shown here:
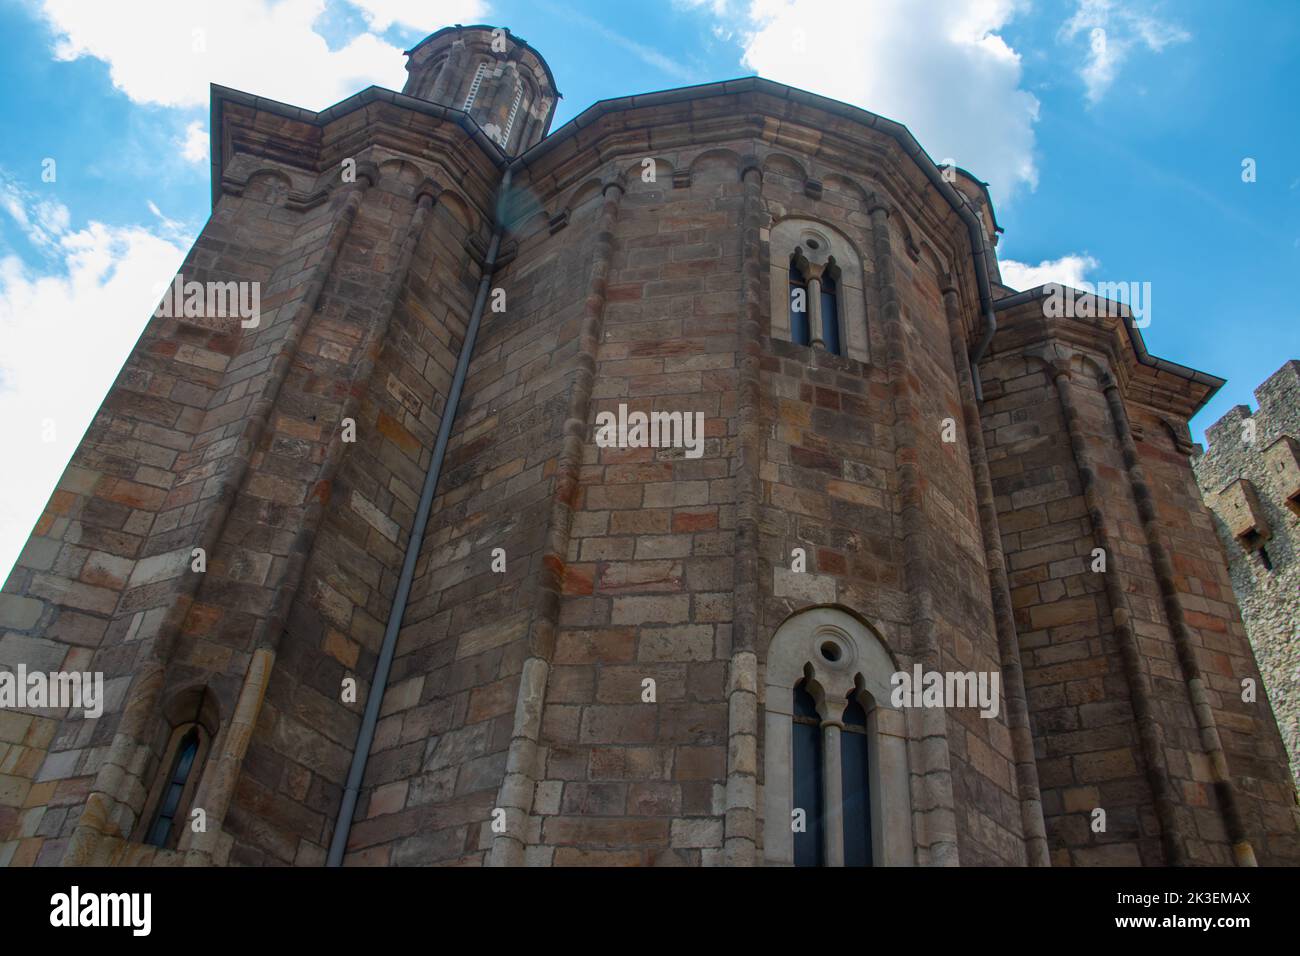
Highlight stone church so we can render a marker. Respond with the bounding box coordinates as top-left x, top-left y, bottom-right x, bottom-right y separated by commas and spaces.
1, 24, 1296, 867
